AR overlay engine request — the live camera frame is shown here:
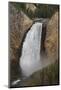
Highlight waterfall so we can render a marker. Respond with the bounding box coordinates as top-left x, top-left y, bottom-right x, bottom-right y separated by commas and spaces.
12, 22, 56, 86
20, 22, 43, 77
